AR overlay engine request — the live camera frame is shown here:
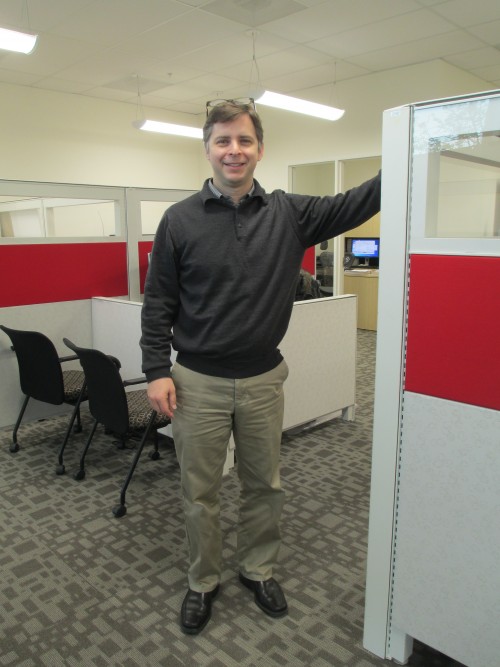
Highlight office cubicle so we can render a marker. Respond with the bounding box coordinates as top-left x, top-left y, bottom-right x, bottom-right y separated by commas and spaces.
363, 90, 500, 667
